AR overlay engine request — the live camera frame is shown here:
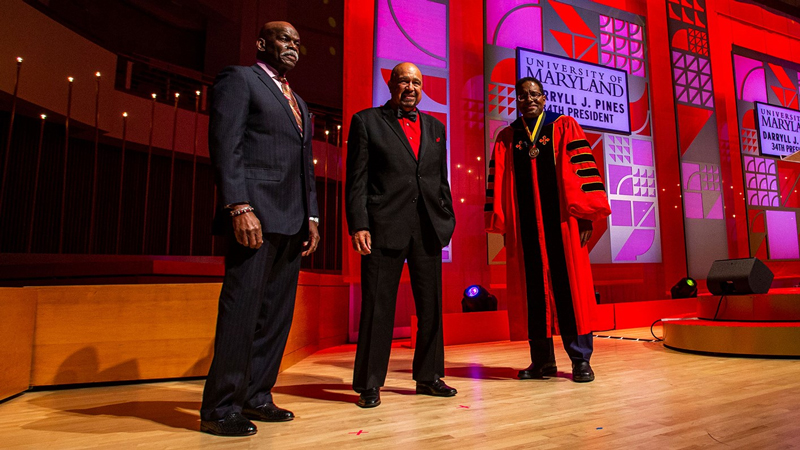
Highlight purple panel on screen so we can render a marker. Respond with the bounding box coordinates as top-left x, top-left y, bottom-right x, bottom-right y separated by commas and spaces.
765, 210, 800, 259
745, 172, 757, 189
746, 190, 756, 205
682, 163, 699, 190
673, 52, 684, 68
733, 55, 767, 102
700, 59, 710, 75
688, 174, 701, 191
632, 139, 653, 166
633, 201, 653, 226
615, 38, 626, 55
614, 19, 627, 37
619, 176, 633, 196
608, 164, 632, 195
493, 7, 542, 50
376, 0, 447, 68
757, 174, 768, 189
684, 192, 704, 219
641, 206, 656, 227
614, 229, 656, 261
611, 200, 632, 226
707, 195, 723, 219
630, 24, 642, 41
599, 15, 612, 32
486, 0, 539, 45
743, 156, 754, 171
